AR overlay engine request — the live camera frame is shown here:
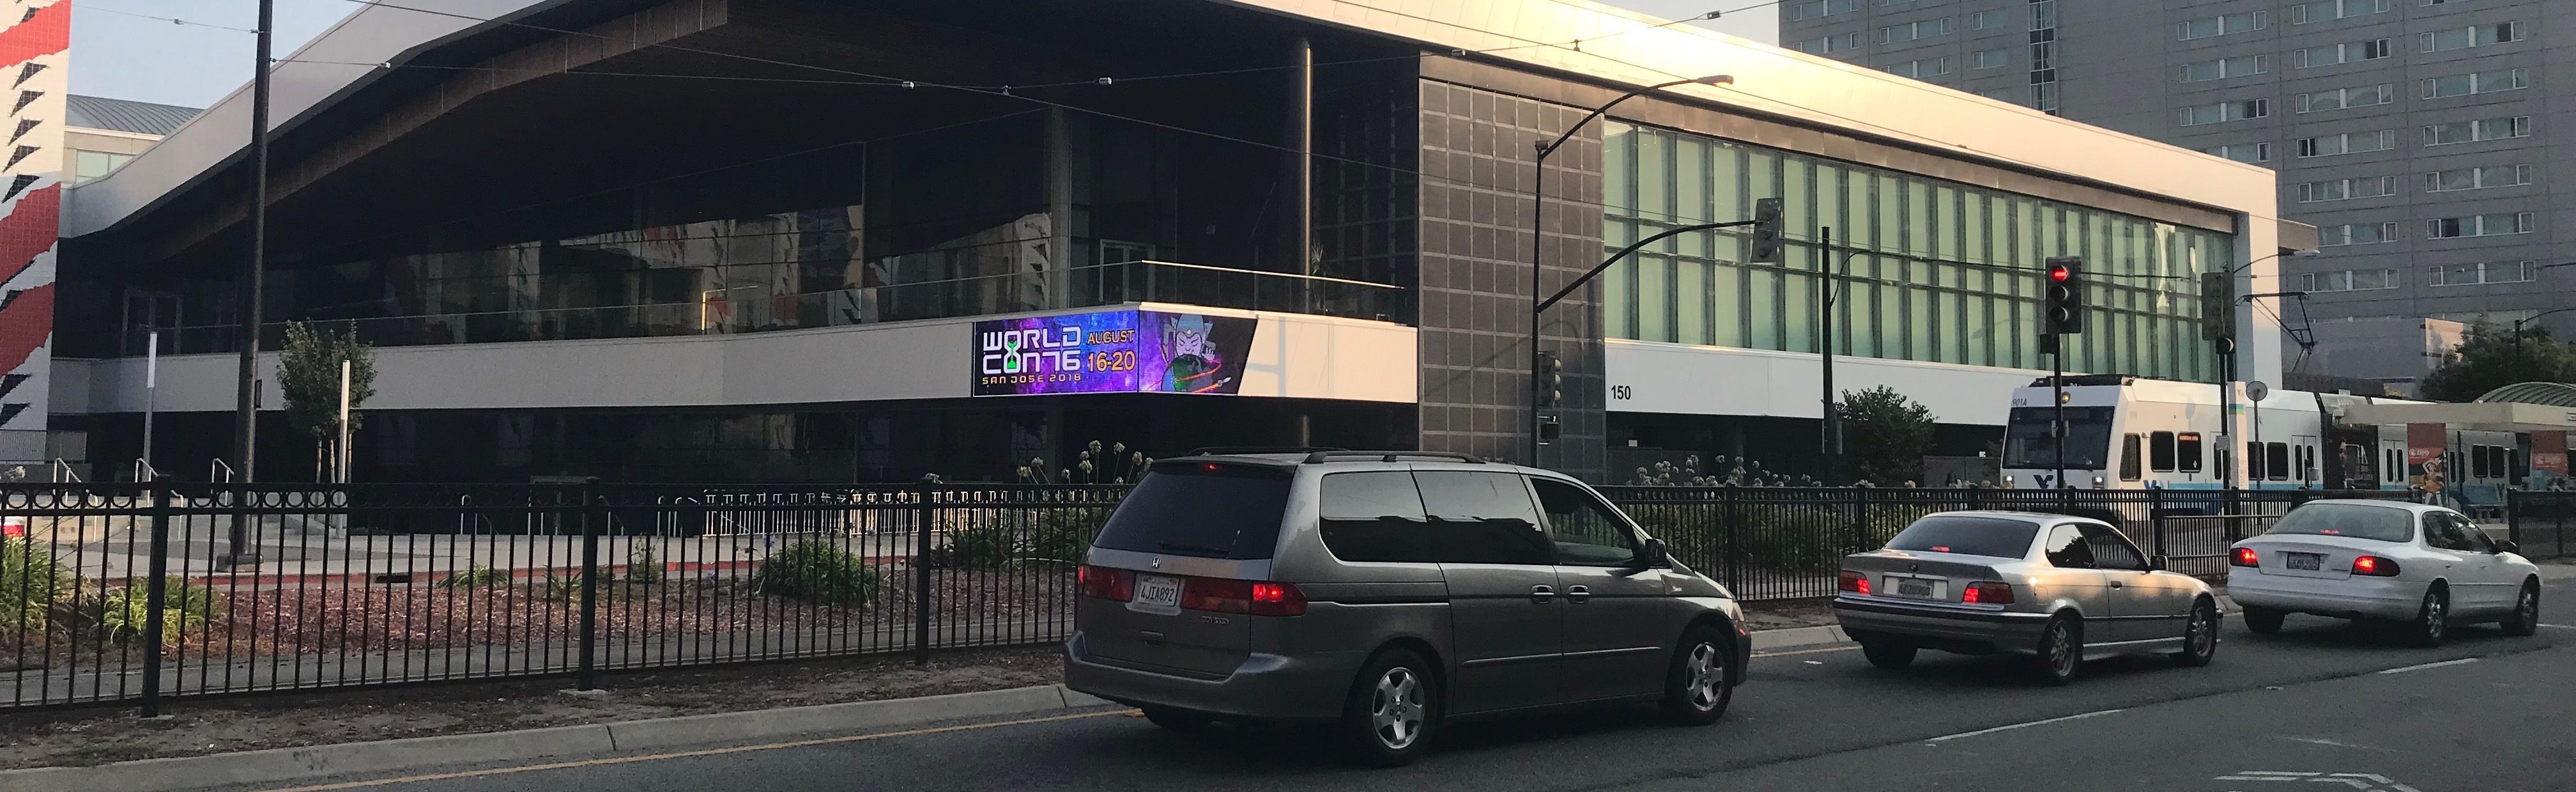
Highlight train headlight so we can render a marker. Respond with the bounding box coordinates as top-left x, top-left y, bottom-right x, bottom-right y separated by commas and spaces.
2092, 476, 2106, 487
